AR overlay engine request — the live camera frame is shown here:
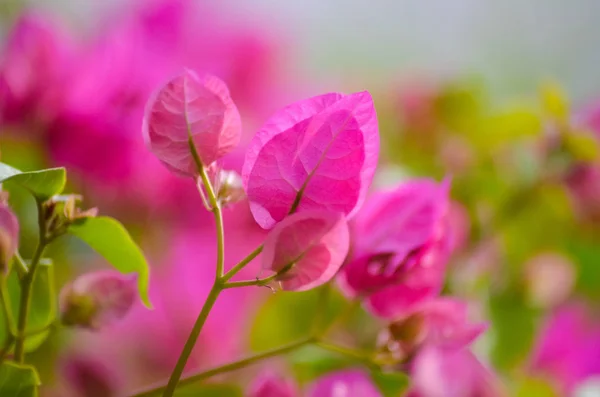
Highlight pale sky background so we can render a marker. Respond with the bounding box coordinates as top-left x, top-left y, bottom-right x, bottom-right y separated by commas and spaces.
10, 0, 600, 105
